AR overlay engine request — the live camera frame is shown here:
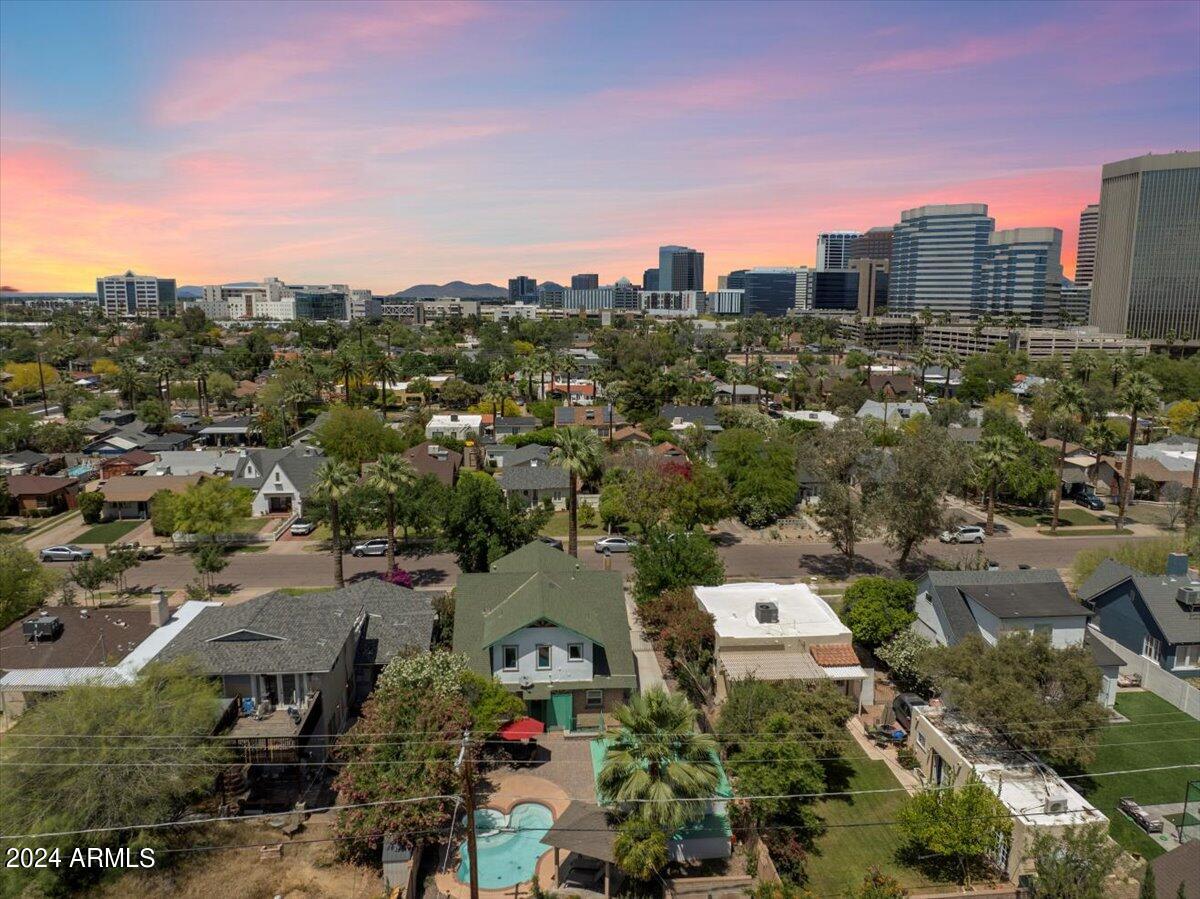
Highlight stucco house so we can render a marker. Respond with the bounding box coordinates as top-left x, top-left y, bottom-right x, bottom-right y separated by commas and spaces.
231, 445, 325, 516
425, 413, 482, 441
452, 541, 636, 731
